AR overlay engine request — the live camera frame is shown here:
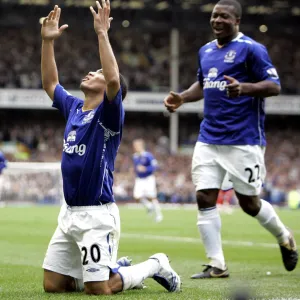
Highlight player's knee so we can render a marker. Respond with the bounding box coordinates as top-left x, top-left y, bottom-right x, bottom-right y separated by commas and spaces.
85, 282, 113, 295
196, 189, 218, 209
43, 279, 64, 293
236, 193, 261, 216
